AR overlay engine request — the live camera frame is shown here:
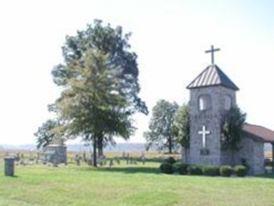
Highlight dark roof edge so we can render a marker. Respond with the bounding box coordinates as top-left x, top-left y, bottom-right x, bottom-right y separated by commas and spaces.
243, 131, 267, 143
186, 83, 240, 91
214, 65, 239, 90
